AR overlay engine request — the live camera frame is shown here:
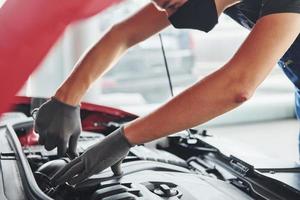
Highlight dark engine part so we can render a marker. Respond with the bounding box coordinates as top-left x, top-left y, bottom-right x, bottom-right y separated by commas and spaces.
77, 165, 252, 200
34, 158, 73, 199
26, 132, 253, 200
31, 148, 189, 200
31, 158, 253, 200
35, 158, 69, 180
